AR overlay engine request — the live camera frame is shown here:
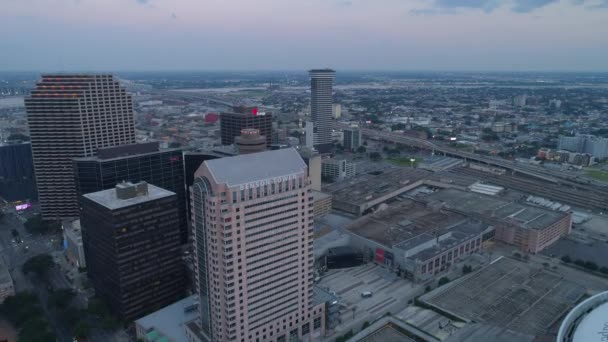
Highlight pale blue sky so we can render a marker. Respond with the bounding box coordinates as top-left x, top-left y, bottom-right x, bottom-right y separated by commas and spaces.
1, 0, 607, 71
